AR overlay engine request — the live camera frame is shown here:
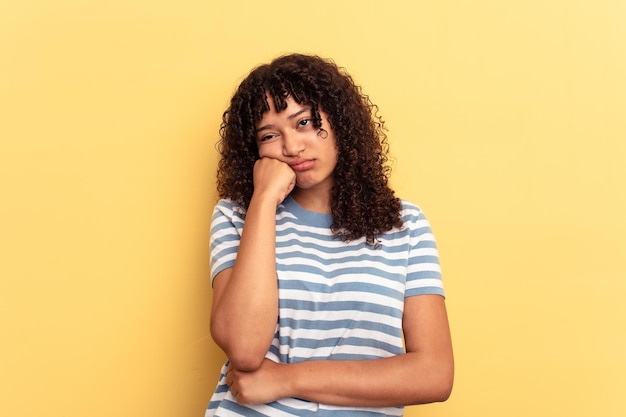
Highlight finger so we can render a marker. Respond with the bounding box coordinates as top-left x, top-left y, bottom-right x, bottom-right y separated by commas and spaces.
231, 385, 240, 402
286, 178, 296, 195
225, 372, 232, 386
